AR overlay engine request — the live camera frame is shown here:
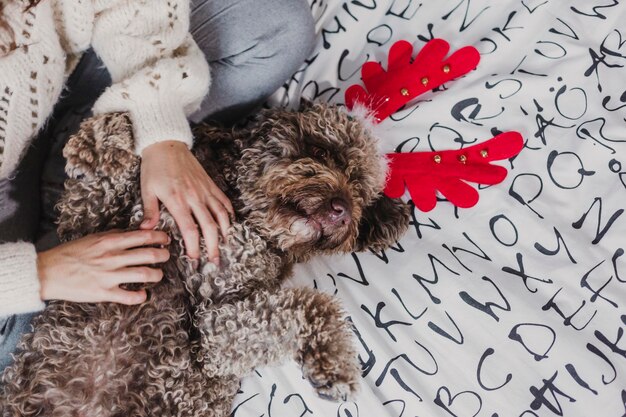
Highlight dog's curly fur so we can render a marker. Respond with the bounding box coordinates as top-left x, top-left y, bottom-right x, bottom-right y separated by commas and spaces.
0, 102, 410, 417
